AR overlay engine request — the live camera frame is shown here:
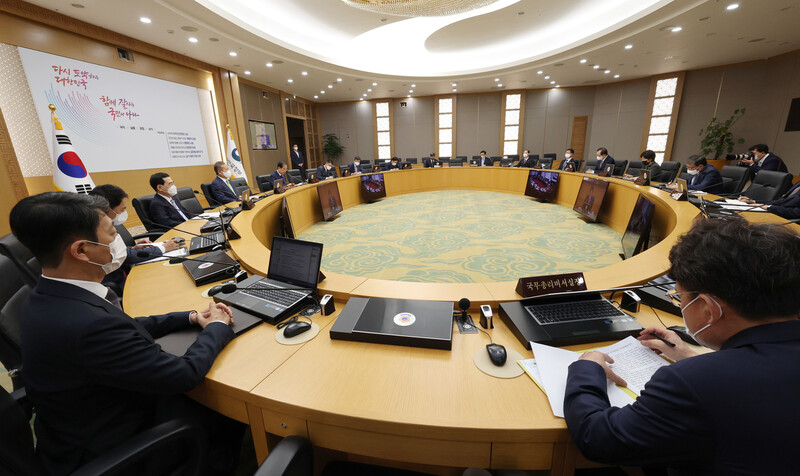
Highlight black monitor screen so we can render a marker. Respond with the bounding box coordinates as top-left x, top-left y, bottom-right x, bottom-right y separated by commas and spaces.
268, 236, 323, 290
573, 177, 610, 222
281, 197, 295, 239
317, 181, 343, 221
524, 170, 559, 201
361, 174, 387, 202
621, 194, 656, 259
